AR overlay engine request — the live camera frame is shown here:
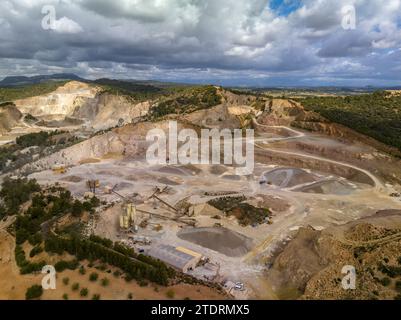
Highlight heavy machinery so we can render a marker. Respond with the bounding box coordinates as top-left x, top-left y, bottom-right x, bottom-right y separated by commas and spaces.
86, 168, 100, 195
86, 180, 100, 194
52, 165, 67, 174
149, 186, 178, 213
